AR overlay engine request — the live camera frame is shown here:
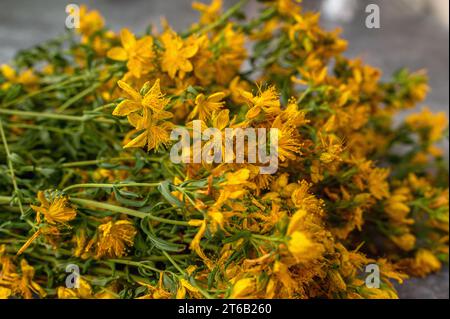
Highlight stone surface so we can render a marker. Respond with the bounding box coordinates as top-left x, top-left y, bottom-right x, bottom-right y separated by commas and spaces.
0, 0, 448, 299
